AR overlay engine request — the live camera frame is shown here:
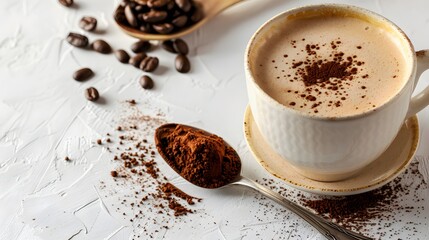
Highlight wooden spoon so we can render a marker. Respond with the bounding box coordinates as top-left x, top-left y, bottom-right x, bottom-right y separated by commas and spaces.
114, 0, 244, 41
